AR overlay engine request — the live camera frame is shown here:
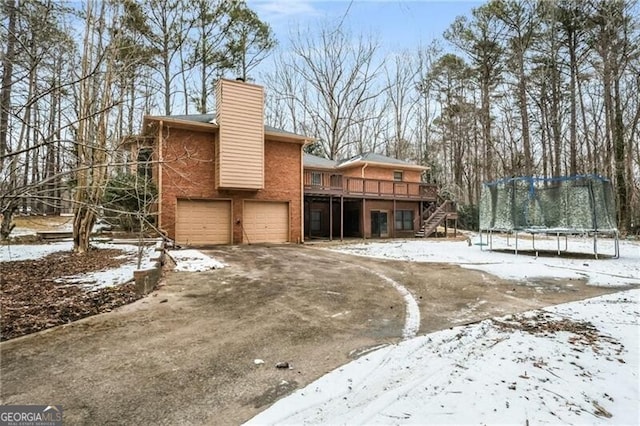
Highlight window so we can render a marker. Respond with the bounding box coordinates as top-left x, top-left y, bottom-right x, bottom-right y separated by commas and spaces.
311, 172, 322, 186
137, 148, 153, 179
311, 210, 322, 232
394, 171, 403, 181
395, 210, 414, 231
